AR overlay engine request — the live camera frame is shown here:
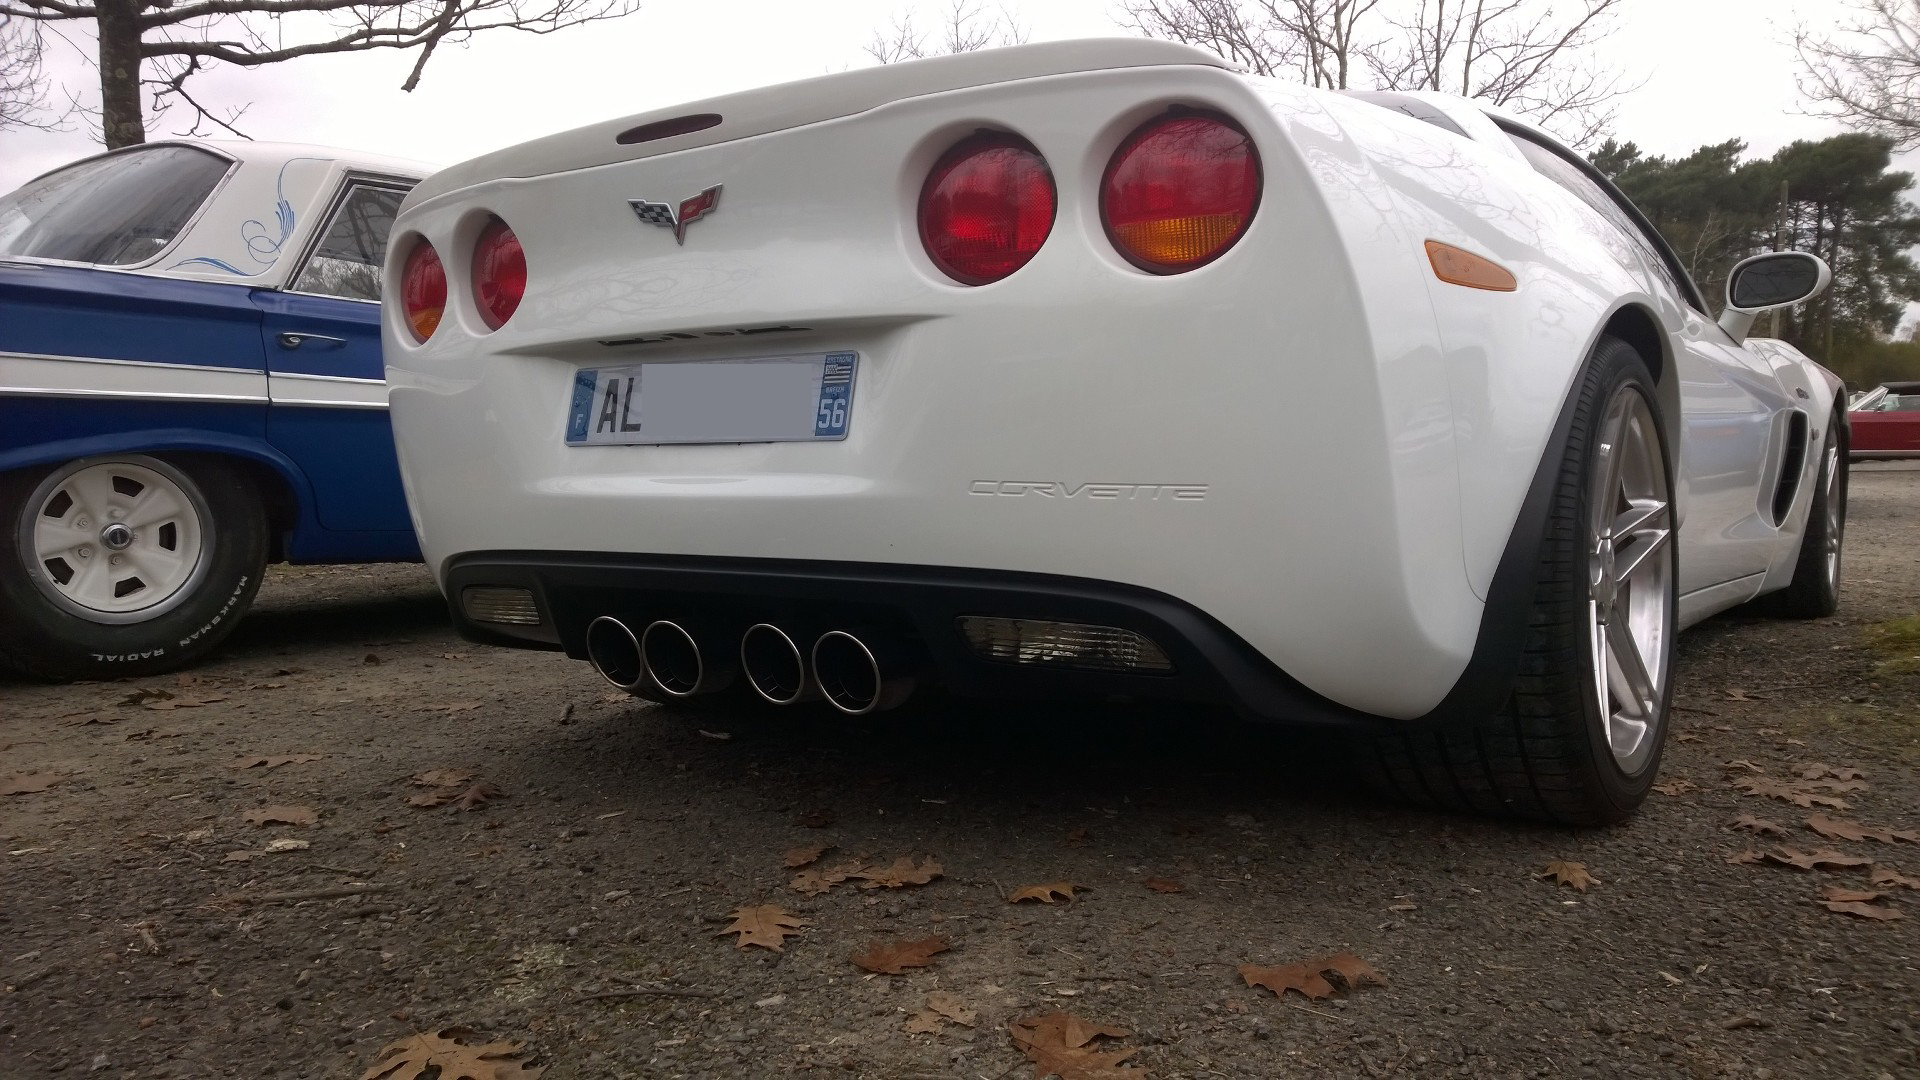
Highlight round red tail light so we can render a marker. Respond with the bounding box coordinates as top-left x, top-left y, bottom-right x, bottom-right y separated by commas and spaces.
1101, 114, 1260, 273
399, 239, 446, 342
471, 217, 526, 331
917, 134, 1055, 285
